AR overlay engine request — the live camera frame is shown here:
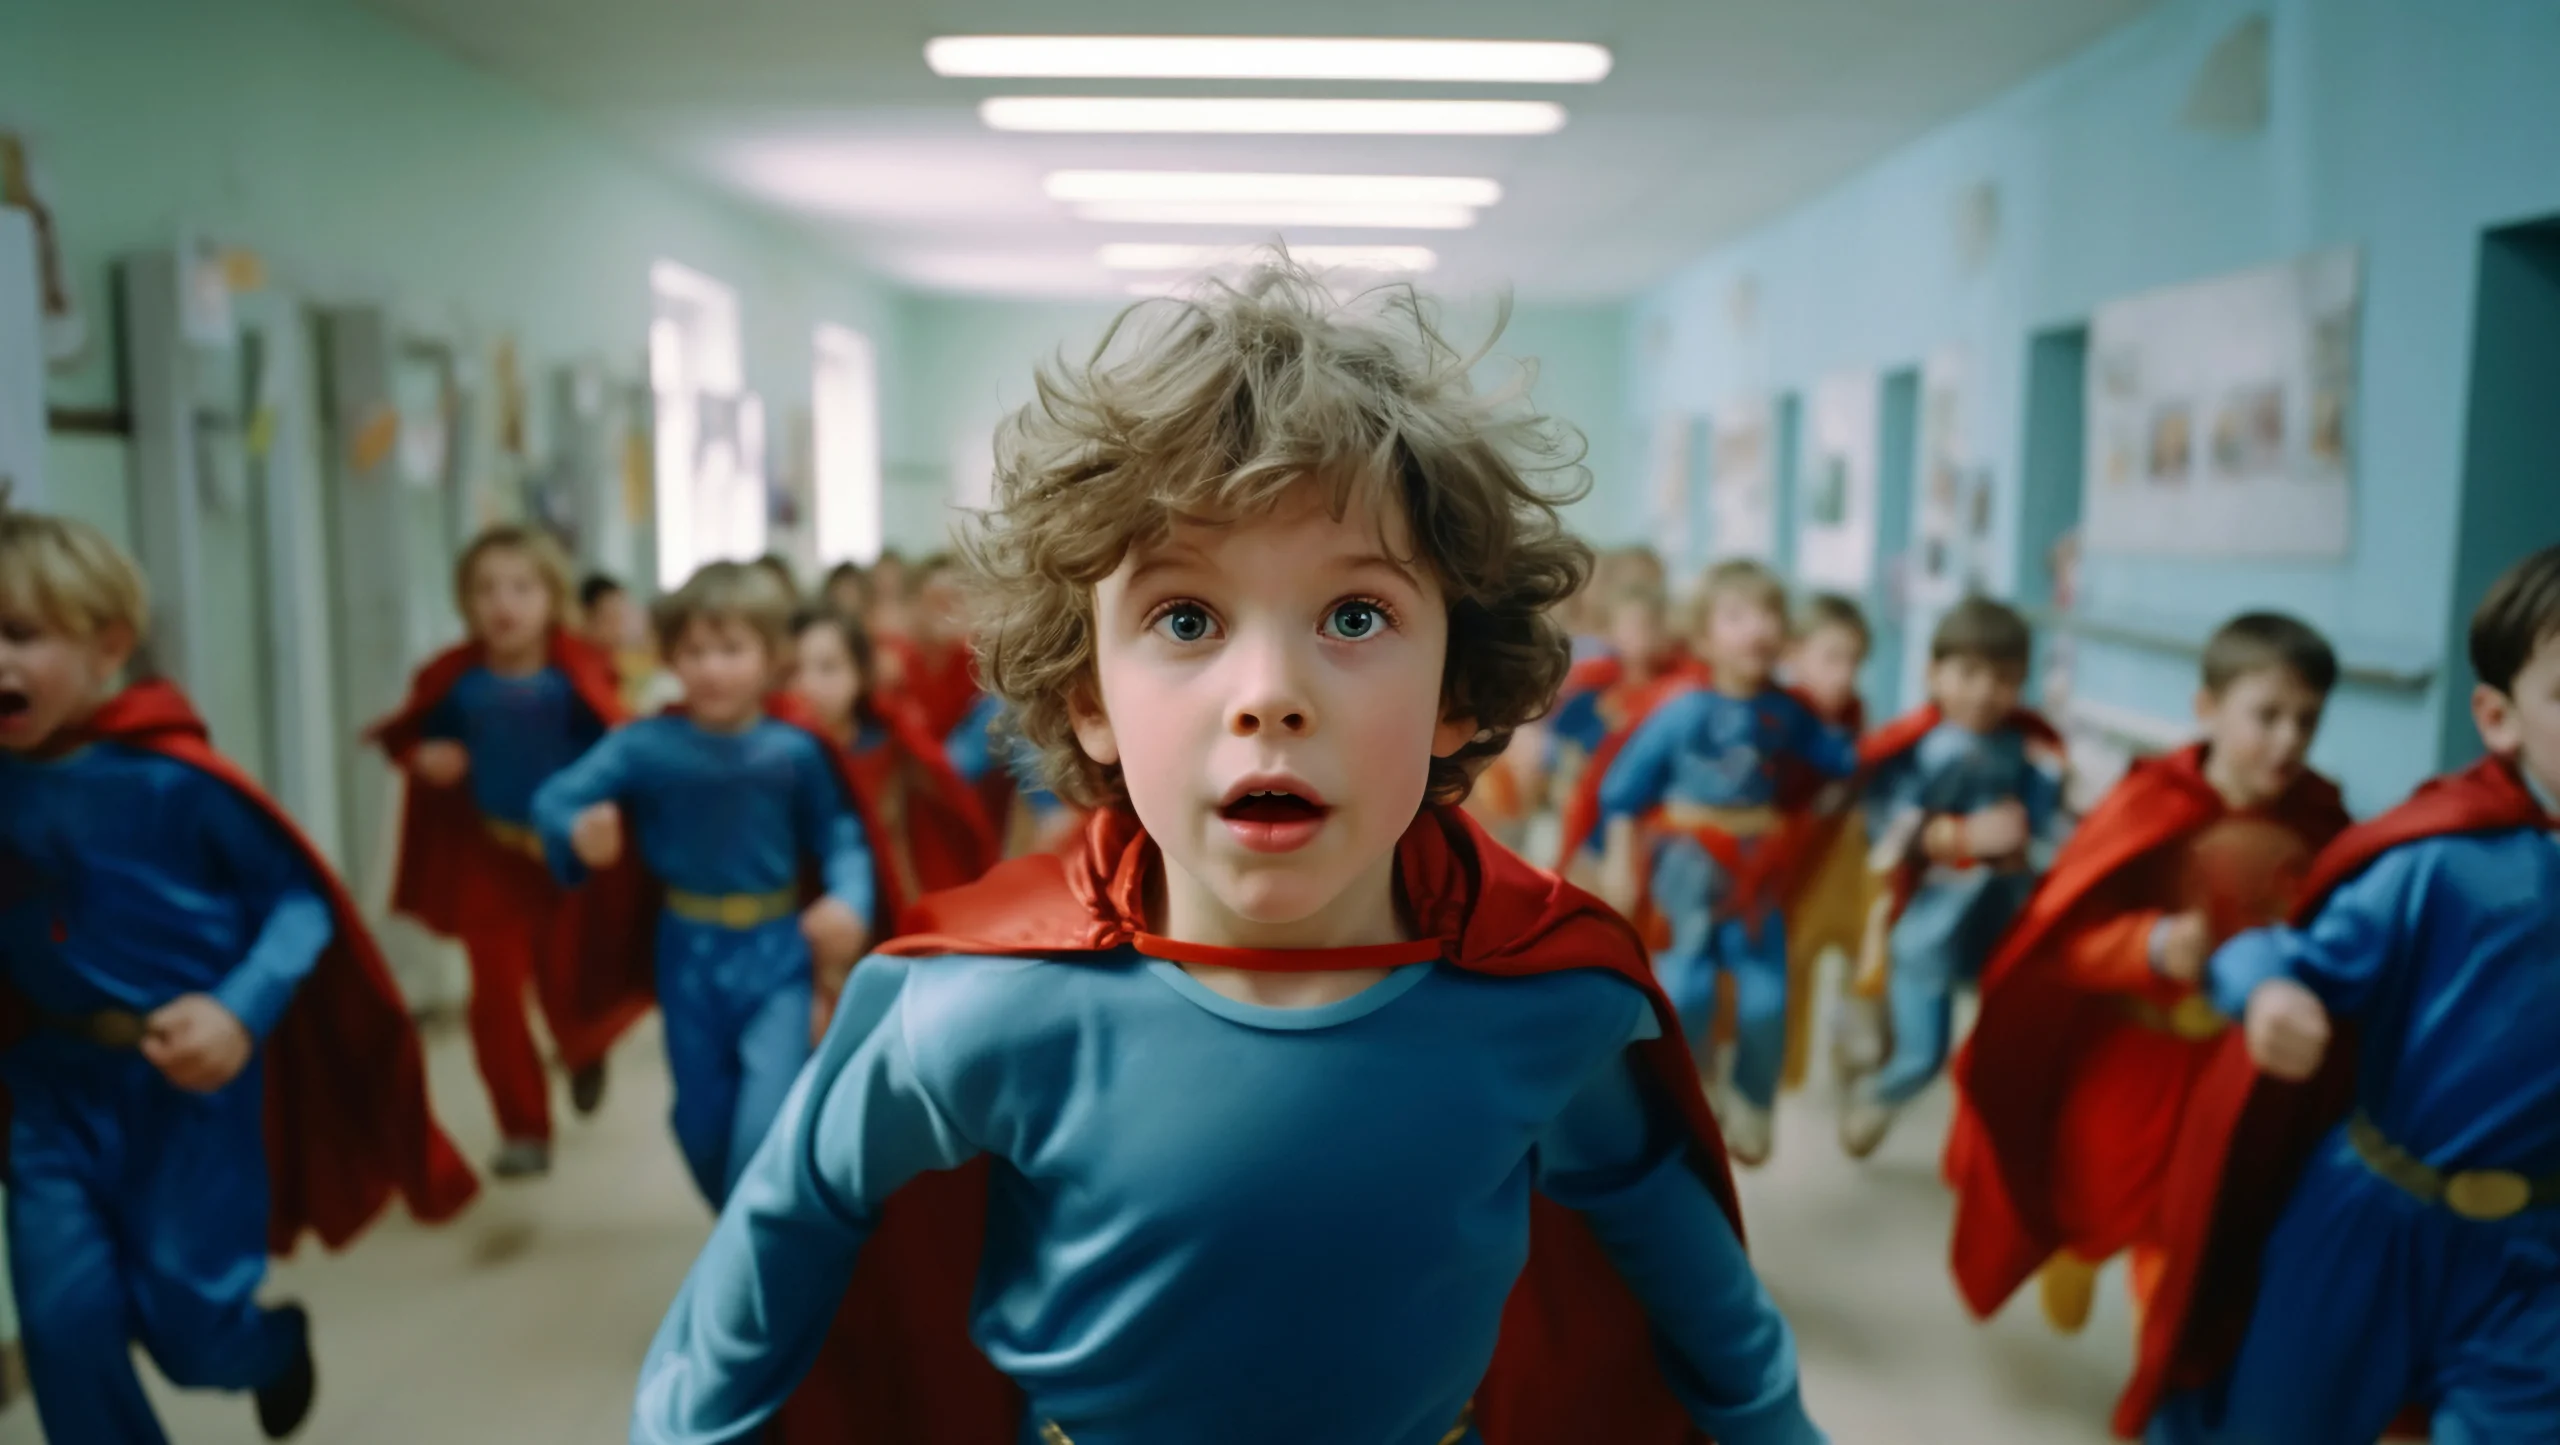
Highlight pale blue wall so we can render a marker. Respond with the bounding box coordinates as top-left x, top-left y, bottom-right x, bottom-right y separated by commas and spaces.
889, 290, 1635, 554
3, 0, 901, 555
1626, 0, 2560, 813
